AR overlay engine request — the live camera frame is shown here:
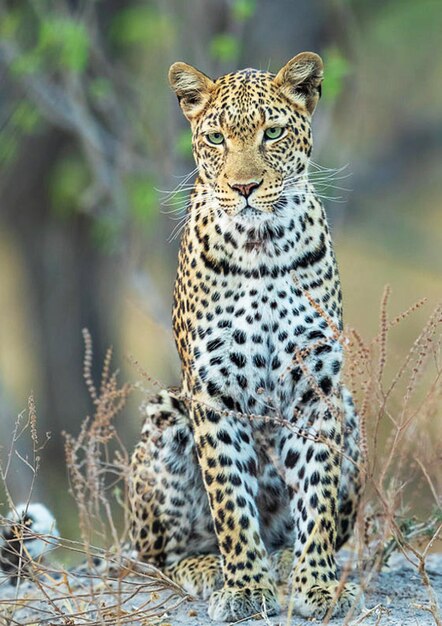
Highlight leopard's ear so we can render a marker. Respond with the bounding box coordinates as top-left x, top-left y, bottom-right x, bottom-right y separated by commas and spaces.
274, 52, 323, 115
169, 62, 215, 121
